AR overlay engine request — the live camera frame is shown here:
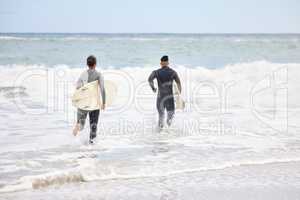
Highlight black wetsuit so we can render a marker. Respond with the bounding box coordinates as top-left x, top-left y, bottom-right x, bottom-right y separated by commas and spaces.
148, 66, 181, 128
